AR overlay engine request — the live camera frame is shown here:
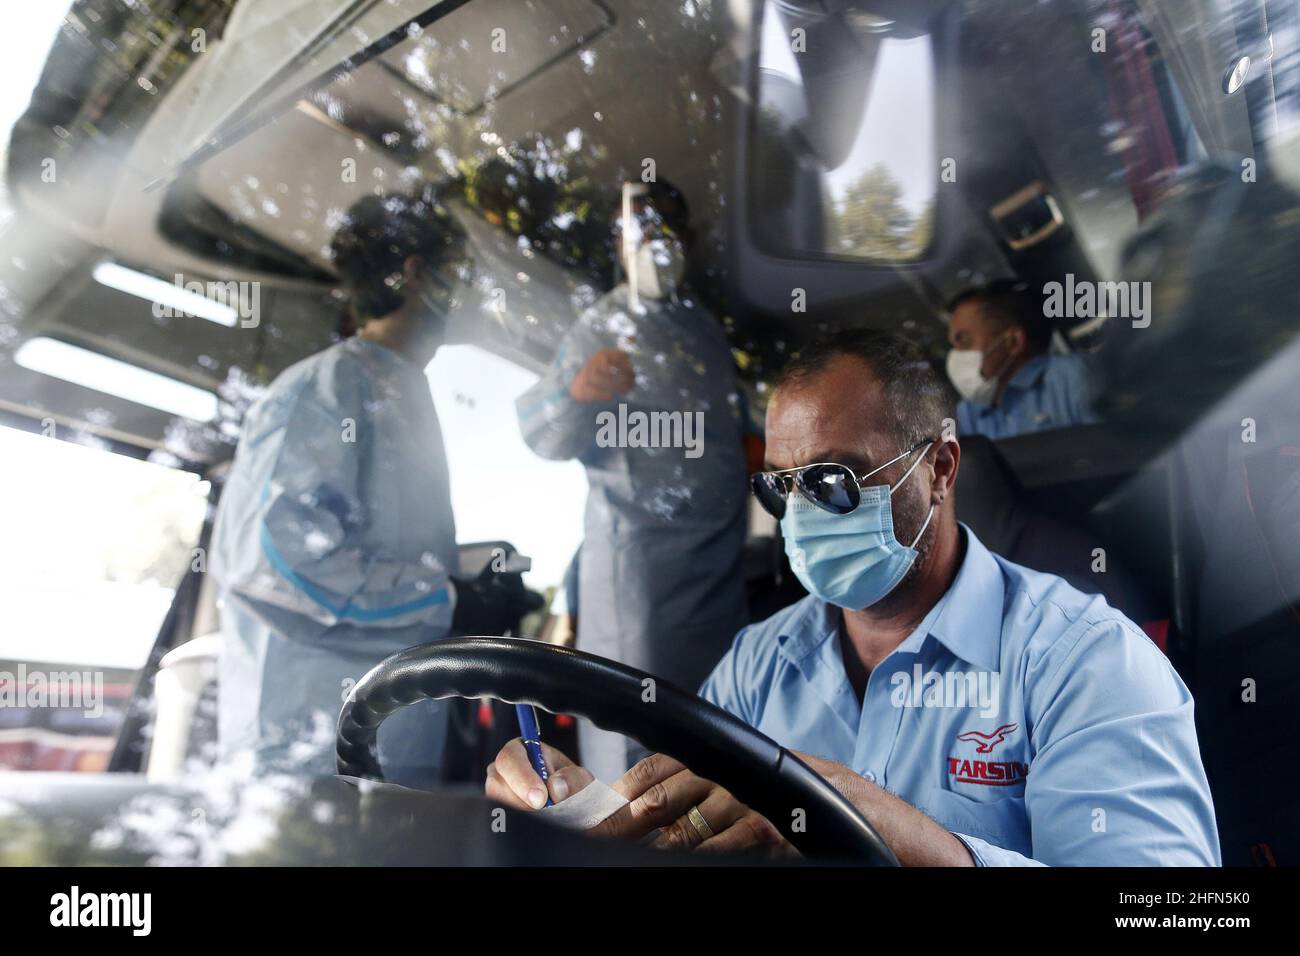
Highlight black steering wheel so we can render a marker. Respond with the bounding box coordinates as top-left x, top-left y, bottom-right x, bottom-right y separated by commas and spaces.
336, 637, 898, 864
